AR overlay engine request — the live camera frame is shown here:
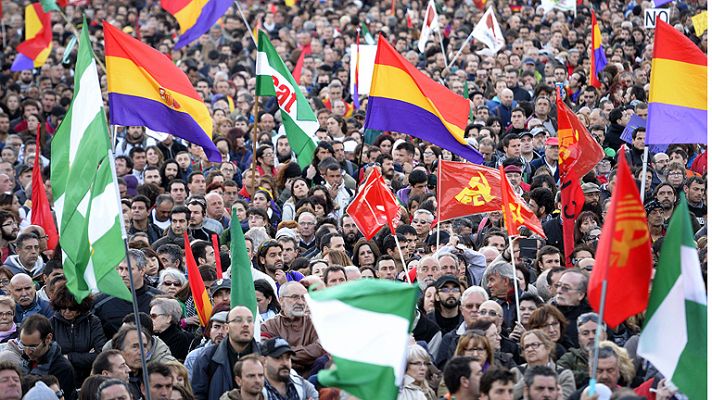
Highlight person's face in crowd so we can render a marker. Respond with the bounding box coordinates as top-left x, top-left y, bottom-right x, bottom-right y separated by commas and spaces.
519, 134, 533, 154
280, 240, 297, 265
577, 319, 604, 351
535, 98, 550, 117
541, 315, 561, 343
0, 302, 13, 332
212, 288, 230, 309
522, 332, 549, 365
170, 211, 188, 235
116, 256, 145, 290
176, 153, 191, 169
10, 274, 36, 308
554, 272, 585, 306
652, 154, 669, 173
170, 183, 187, 204
325, 270, 347, 287
297, 213, 316, 239
461, 292, 486, 327
132, 151, 147, 171
666, 169, 684, 186
0, 369, 21, 400
150, 305, 172, 333
486, 272, 511, 299
19, 327, 53, 361
411, 213, 432, 237
656, 185, 676, 209
505, 139, 521, 158
260, 245, 283, 273
206, 195, 225, 218
538, 254, 560, 271
325, 168, 343, 189
377, 259, 398, 280
648, 207, 665, 227
209, 318, 229, 344
144, 169, 161, 186
188, 175, 206, 196
291, 179, 309, 199
17, 238, 40, 268
485, 235, 506, 253
417, 258, 439, 287
579, 217, 598, 235
340, 216, 359, 243
439, 256, 459, 277
131, 201, 149, 222
144, 373, 173, 400
506, 171, 522, 188
355, 243, 375, 267
685, 181, 705, 204
235, 359, 265, 397
525, 375, 559, 400
379, 140, 393, 155
280, 284, 307, 318
100, 383, 132, 400
265, 351, 292, 384
519, 300, 538, 326
436, 282, 461, 310
422, 286, 437, 314
632, 130, 646, 151
405, 356, 429, 385
227, 307, 254, 346
596, 356, 621, 391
